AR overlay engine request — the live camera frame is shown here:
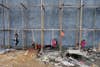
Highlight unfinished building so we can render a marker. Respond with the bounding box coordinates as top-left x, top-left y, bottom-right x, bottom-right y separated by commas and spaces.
0, 0, 100, 50
0, 0, 100, 67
